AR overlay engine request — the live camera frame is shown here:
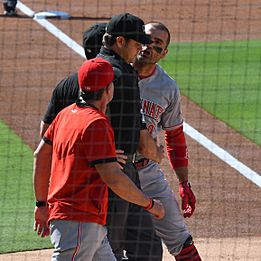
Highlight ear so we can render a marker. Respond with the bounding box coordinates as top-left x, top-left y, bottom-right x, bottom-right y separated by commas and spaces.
116, 36, 126, 48
105, 83, 113, 94
104, 85, 110, 95
161, 48, 168, 59
106, 82, 114, 102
